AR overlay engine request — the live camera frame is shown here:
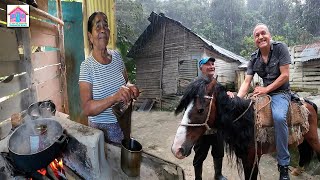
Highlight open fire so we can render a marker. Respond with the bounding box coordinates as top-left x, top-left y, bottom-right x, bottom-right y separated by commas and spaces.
35, 158, 66, 180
